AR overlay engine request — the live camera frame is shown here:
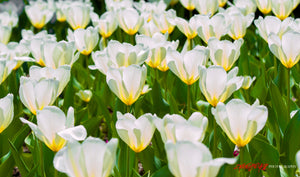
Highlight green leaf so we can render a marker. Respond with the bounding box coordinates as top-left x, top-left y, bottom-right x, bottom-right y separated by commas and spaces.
8, 140, 29, 176
151, 166, 173, 177
281, 110, 300, 176
138, 146, 156, 174
269, 81, 289, 133
249, 135, 280, 177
